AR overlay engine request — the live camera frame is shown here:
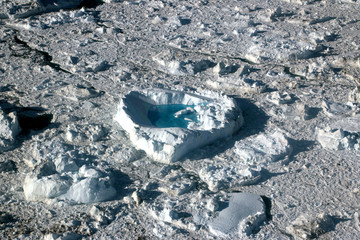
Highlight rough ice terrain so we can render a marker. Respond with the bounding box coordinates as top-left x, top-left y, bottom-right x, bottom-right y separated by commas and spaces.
1, 0, 360, 239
